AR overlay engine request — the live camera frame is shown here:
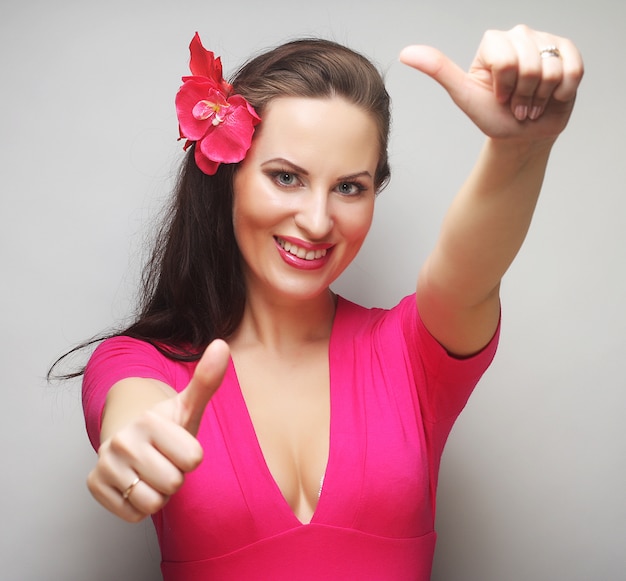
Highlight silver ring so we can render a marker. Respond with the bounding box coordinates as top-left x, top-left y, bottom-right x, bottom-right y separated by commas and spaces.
540, 45, 561, 59
122, 476, 141, 500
